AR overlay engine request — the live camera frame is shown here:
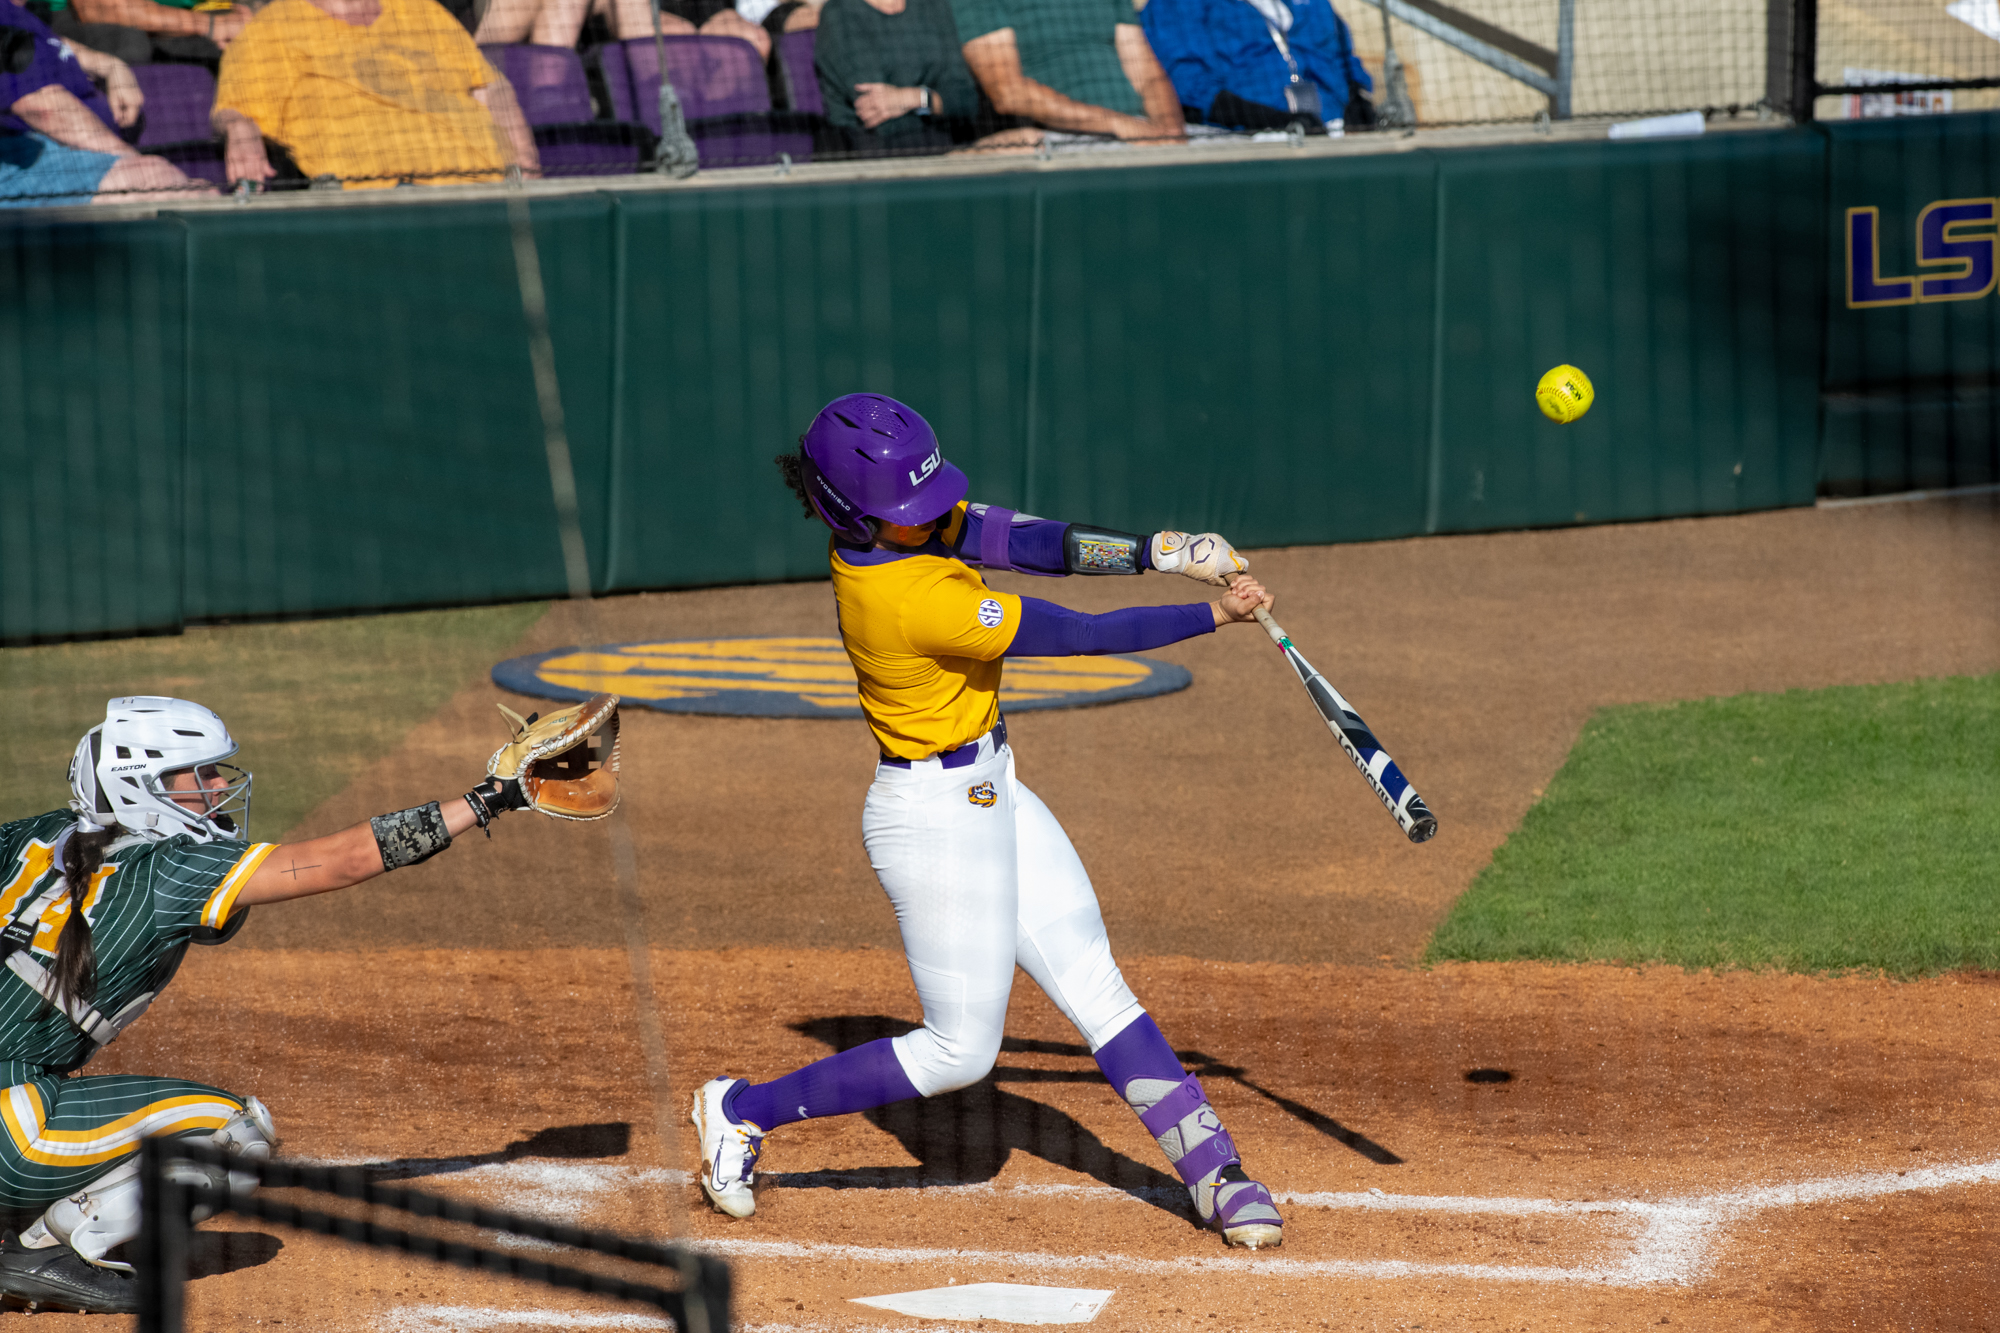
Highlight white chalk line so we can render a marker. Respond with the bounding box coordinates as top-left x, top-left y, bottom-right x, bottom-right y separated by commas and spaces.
328, 1155, 2000, 1297
384, 1305, 666, 1331
385, 1307, 1064, 1333
694, 1157, 2000, 1289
